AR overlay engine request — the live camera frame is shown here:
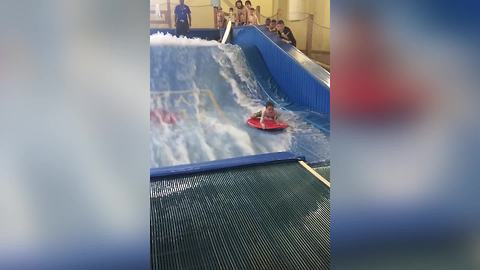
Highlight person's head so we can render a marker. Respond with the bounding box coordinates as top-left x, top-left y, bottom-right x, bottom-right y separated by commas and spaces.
179, 0, 185, 5
218, 7, 223, 12
265, 101, 275, 113
245, 1, 252, 8
277, 20, 285, 31
265, 18, 271, 25
229, 7, 234, 13
235, 0, 243, 9
270, 19, 277, 28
